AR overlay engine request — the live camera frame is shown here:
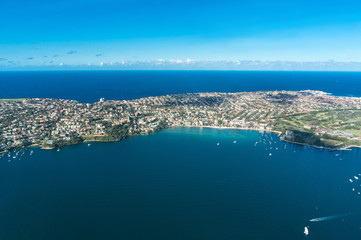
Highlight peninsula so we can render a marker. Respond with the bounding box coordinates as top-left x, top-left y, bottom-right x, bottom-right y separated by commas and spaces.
1, 90, 361, 153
